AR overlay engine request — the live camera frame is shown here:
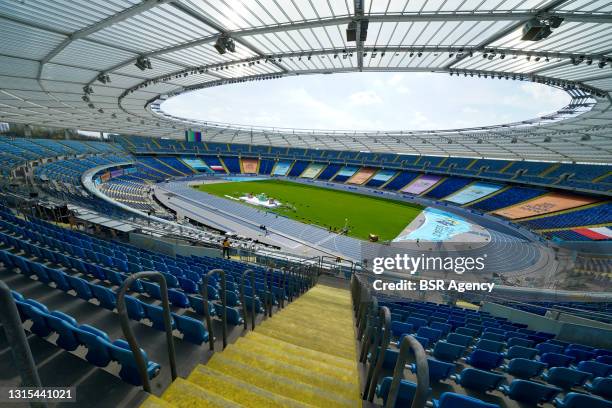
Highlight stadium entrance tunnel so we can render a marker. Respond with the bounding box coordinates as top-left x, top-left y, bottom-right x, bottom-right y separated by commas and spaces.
159, 72, 572, 132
